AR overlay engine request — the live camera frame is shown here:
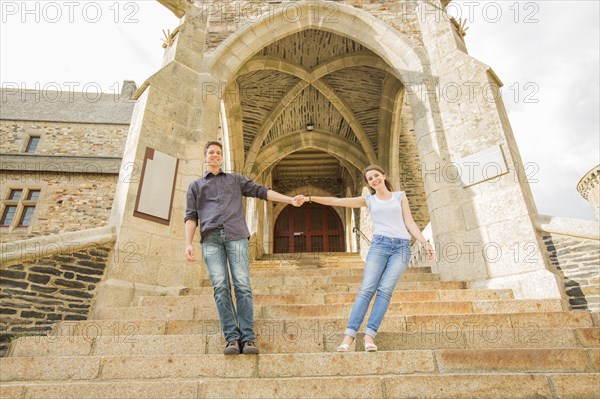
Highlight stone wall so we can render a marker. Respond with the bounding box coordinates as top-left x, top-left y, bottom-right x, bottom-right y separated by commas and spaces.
0, 245, 110, 356
542, 233, 600, 311
1, 173, 118, 243
203, 0, 425, 53
0, 120, 128, 157
274, 177, 343, 198
398, 94, 429, 231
